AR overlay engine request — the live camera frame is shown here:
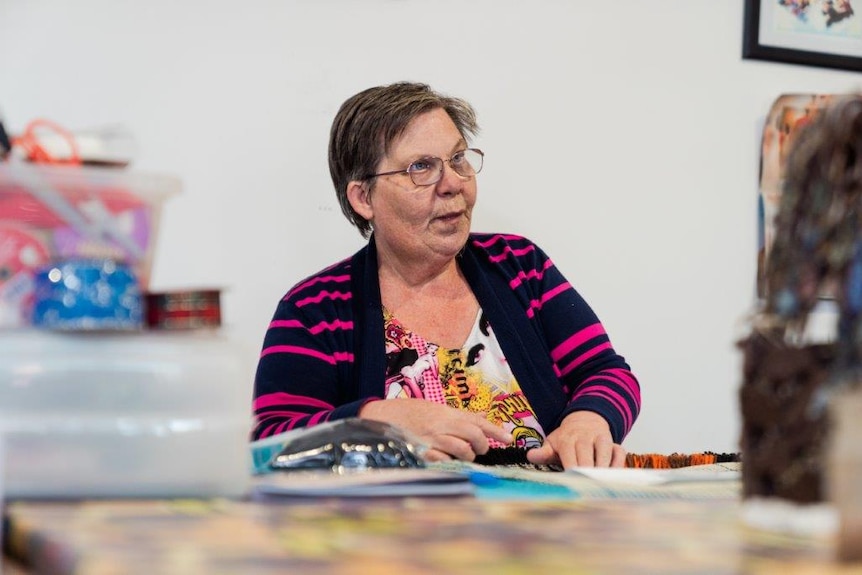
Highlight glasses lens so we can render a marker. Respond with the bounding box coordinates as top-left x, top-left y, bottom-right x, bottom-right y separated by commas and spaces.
455, 149, 483, 177
409, 157, 443, 186
406, 149, 484, 186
